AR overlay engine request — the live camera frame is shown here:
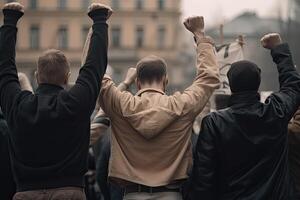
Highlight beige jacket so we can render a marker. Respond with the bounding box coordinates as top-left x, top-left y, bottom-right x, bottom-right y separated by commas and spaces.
99, 37, 220, 187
